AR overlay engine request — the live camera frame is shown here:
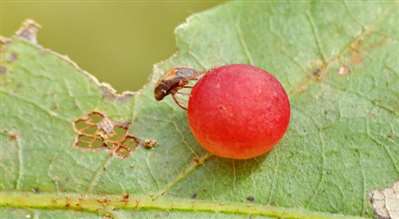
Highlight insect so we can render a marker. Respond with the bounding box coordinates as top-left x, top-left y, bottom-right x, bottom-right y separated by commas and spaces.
154, 67, 201, 110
